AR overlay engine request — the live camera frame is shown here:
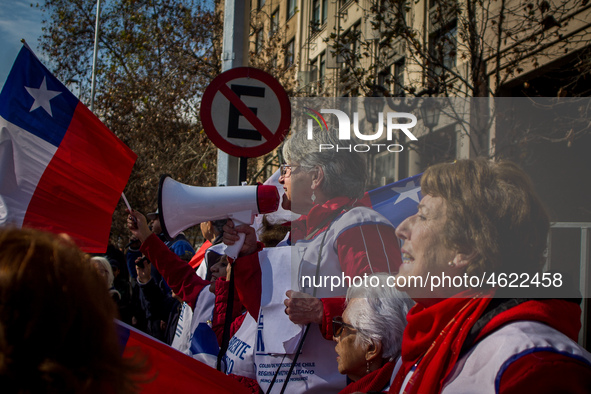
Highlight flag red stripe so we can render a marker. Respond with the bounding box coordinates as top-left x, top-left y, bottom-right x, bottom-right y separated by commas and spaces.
123, 329, 249, 393
23, 103, 136, 252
